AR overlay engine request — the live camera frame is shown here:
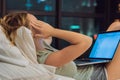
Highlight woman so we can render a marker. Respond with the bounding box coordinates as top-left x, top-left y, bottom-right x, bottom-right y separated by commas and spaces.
0, 12, 120, 80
